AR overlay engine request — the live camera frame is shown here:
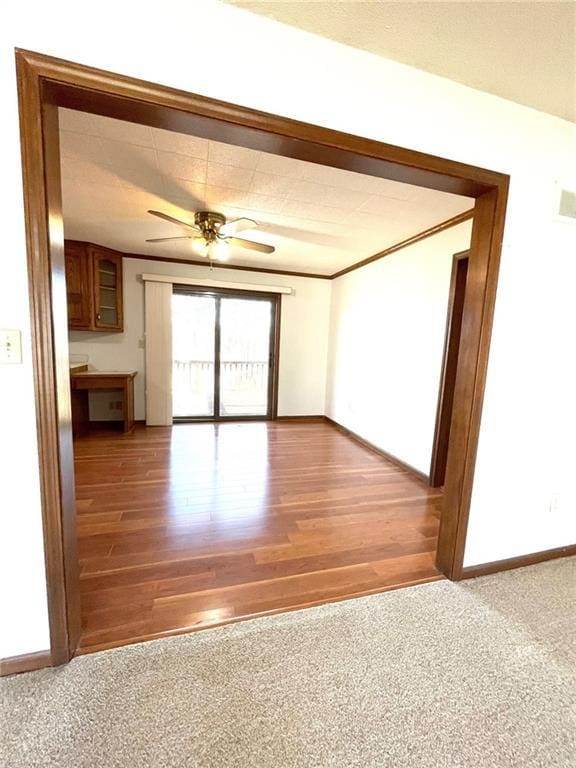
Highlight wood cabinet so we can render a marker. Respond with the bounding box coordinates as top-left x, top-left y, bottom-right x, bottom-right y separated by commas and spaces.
65, 241, 123, 332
